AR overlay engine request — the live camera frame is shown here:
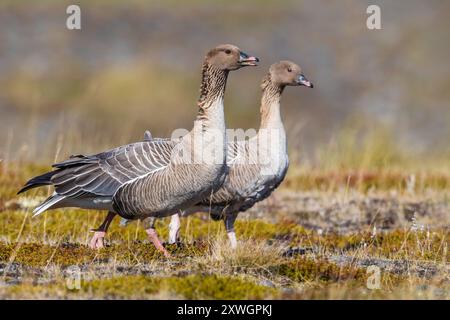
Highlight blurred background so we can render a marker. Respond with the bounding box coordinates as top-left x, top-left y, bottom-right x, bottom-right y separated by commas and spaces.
0, 0, 449, 170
